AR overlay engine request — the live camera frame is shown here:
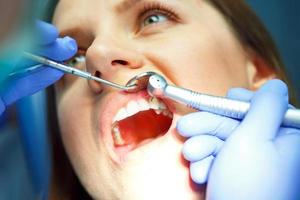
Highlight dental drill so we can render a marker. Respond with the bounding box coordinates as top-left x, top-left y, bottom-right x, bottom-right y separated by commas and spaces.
147, 73, 300, 129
